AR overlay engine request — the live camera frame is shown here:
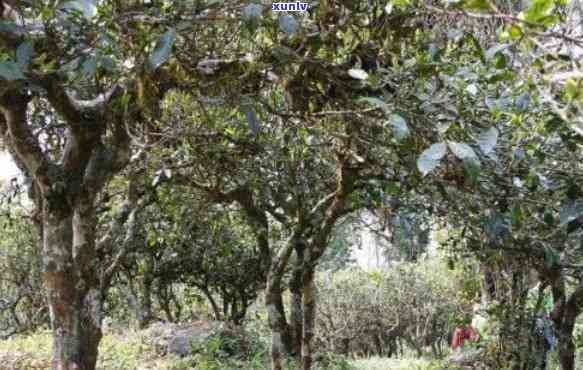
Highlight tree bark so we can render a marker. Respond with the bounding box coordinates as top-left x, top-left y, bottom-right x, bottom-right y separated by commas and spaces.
199, 286, 222, 321
549, 269, 583, 370
137, 279, 153, 328
266, 233, 299, 370
301, 266, 316, 370
480, 262, 496, 304
138, 255, 154, 328
266, 274, 293, 370
44, 203, 103, 370
44, 208, 79, 369
289, 242, 305, 357
73, 196, 104, 370
296, 152, 356, 370
556, 306, 577, 370
0, 82, 133, 369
